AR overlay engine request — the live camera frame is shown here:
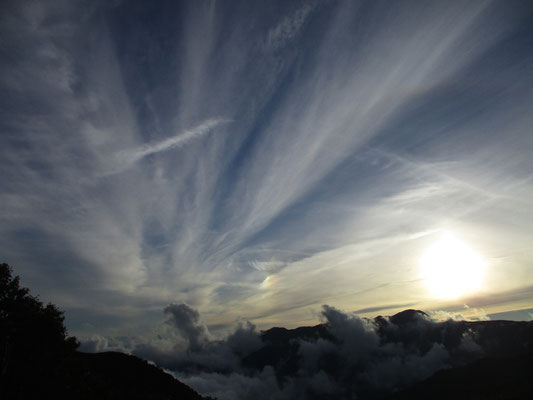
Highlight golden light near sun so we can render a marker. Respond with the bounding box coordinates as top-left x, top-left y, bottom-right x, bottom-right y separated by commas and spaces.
419, 232, 486, 299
